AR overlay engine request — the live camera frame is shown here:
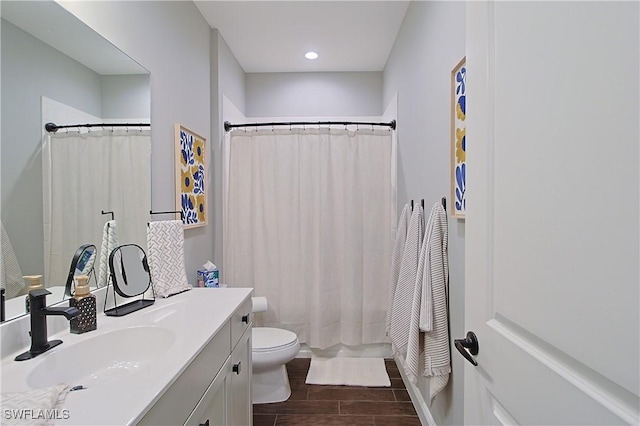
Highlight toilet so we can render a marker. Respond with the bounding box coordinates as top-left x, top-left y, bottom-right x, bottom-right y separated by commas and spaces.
251, 297, 300, 404
252, 327, 300, 404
